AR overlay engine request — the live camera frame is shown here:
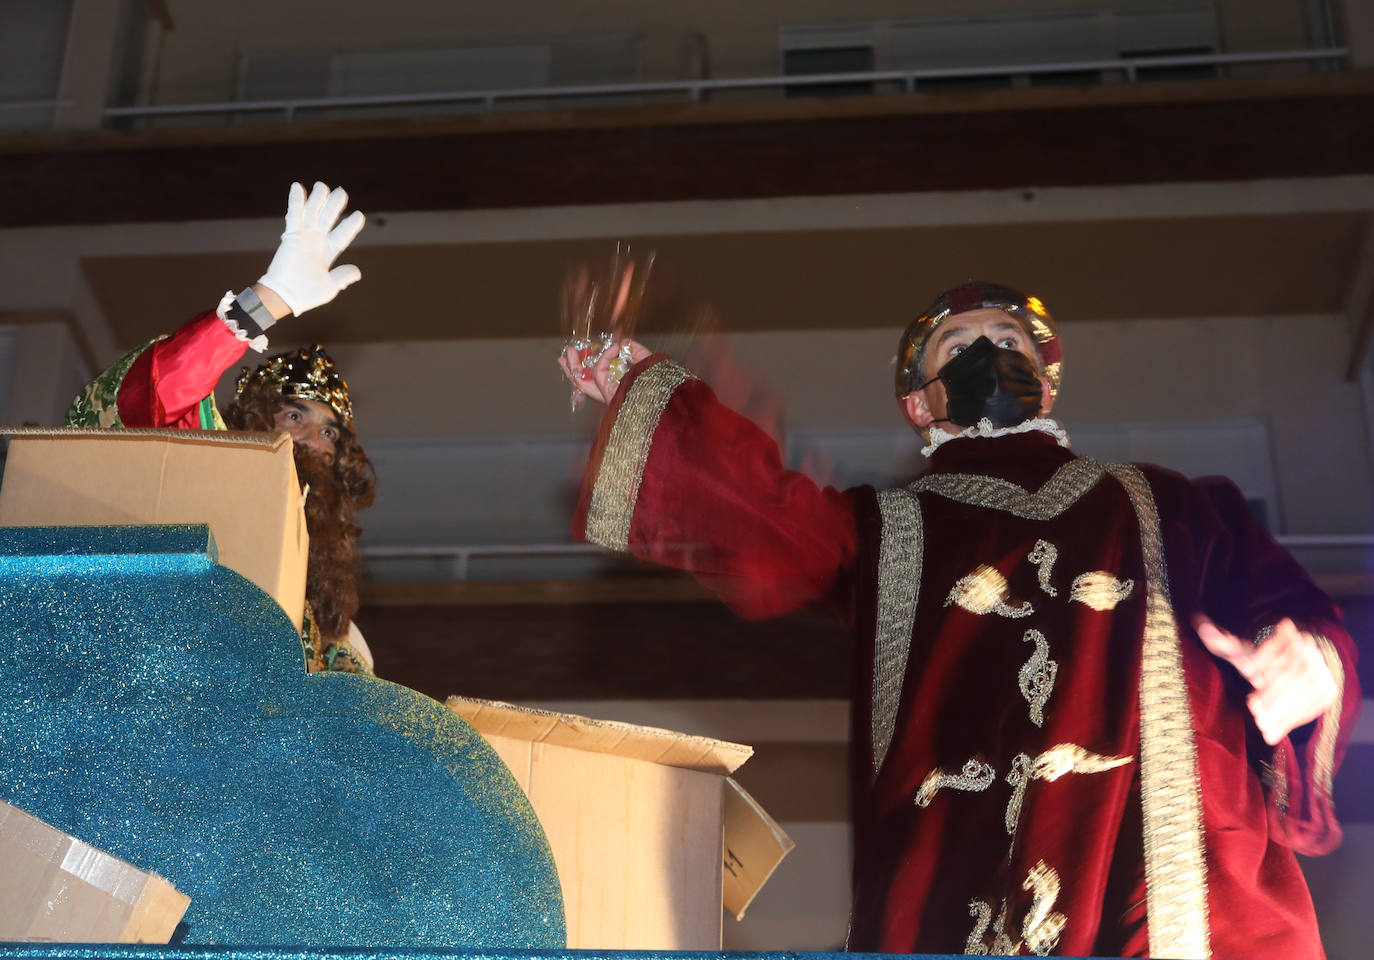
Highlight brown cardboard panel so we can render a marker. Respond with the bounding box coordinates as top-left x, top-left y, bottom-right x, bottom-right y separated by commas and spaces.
449, 695, 752, 775
119, 875, 192, 943
722, 777, 795, 920
0, 800, 189, 943
449, 696, 780, 949
0, 428, 308, 631
485, 734, 724, 949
